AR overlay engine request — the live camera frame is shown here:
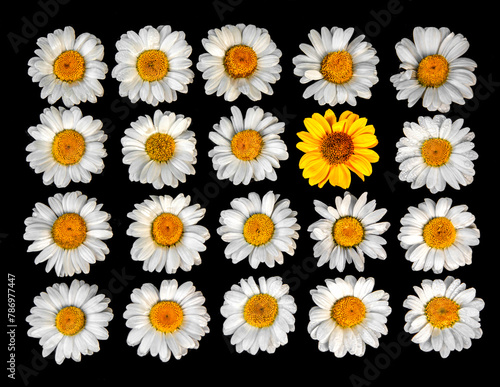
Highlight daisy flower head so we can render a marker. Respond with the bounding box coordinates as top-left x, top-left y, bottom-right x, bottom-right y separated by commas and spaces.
26, 279, 113, 364
123, 279, 210, 362
208, 106, 288, 185
112, 25, 194, 106
28, 26, 107, 107
126, 194, 210, 274
121, 110, 197, 189
293, 26, 379, 106
403, 276, 484, 358
390, 26, 477, 113
221, 276, 296, 354
24, 191, 112, 277
297, 109, 379, 189
396, 115, 477, 193
308, 192, 390, 272
196, 23, 282, 101
308, 276, 391, 357
26, 106, 107, 188
398, 197, 480, 274
218, 191, 300, 269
